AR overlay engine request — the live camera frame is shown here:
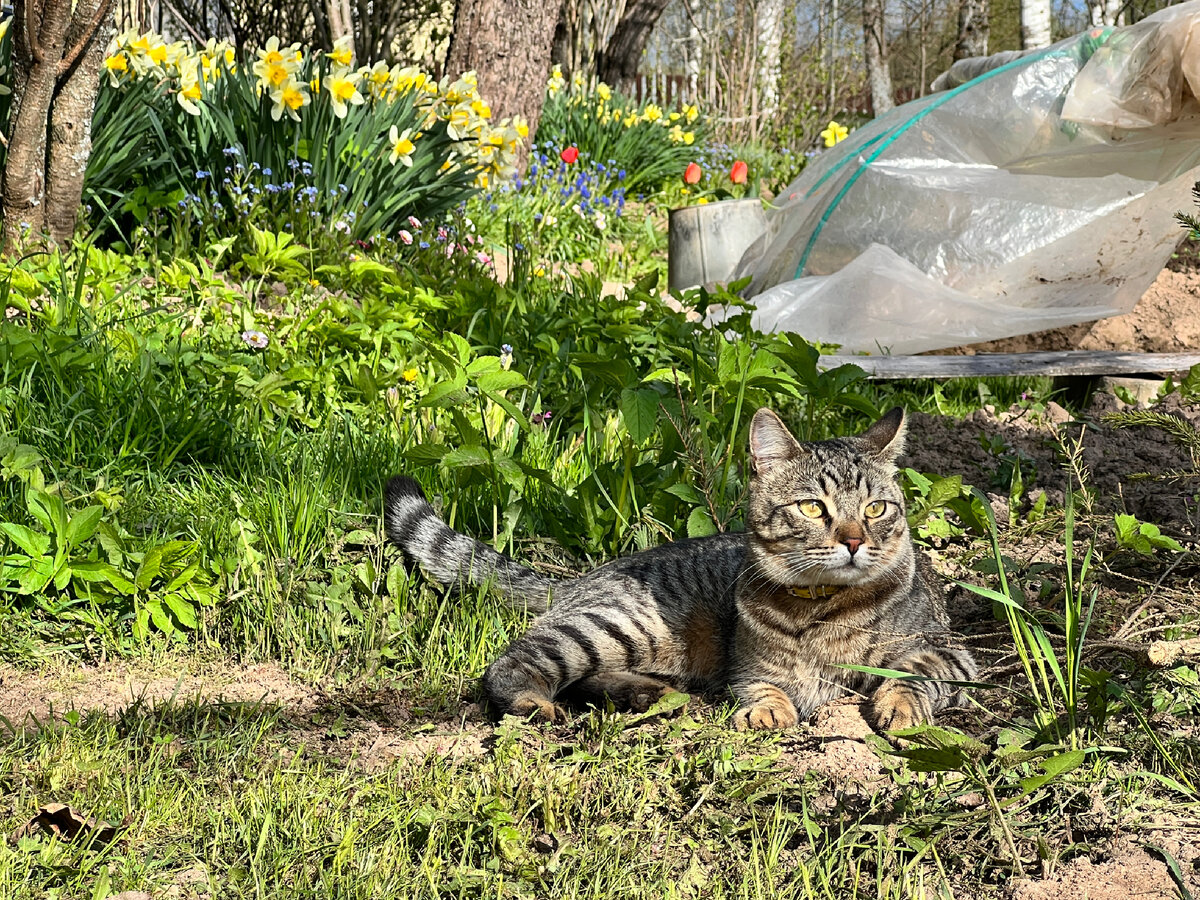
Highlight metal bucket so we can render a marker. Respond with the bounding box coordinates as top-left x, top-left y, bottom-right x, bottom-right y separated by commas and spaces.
667, 198, 767, 292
